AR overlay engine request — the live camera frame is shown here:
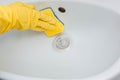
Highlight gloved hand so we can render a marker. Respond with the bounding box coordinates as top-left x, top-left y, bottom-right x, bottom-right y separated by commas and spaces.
0, 2, 56, 35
